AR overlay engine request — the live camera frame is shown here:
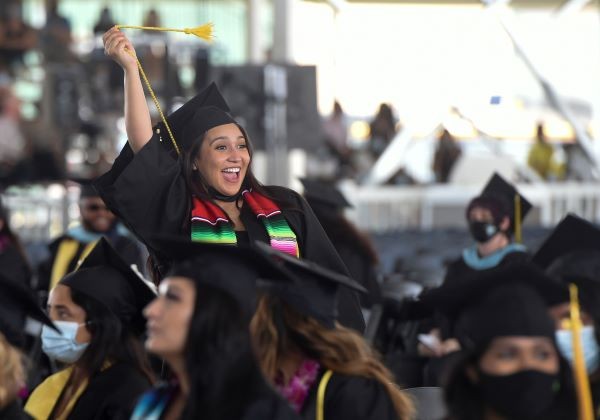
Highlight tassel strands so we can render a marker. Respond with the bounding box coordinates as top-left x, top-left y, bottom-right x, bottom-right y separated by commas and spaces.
116, 23, 215, 155
569, 283, 594, 420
